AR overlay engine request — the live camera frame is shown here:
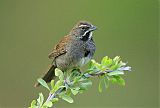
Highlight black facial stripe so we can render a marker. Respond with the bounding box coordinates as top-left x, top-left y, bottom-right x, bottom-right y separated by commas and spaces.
84, 50, 90, 57
81, 31, 91, 41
